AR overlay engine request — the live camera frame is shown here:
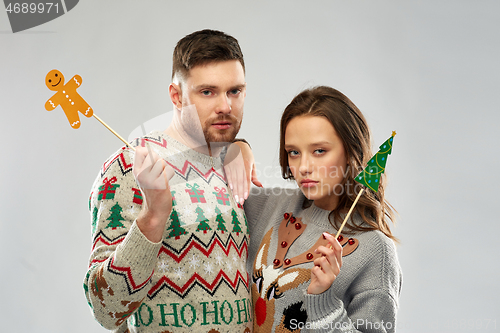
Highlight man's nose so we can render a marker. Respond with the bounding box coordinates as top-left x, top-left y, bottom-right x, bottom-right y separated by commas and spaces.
216, 94, 231, 114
